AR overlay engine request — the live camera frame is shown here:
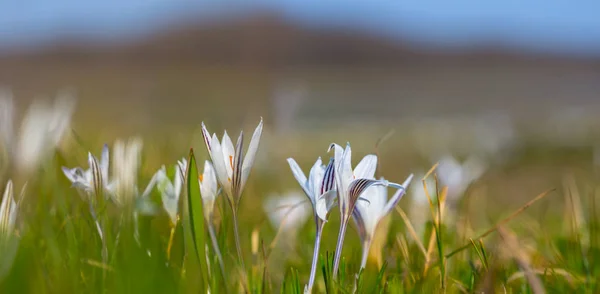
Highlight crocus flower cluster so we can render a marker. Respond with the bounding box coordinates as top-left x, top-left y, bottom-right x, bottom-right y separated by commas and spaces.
53, 108, 414, 293
288, 143, 413, 292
